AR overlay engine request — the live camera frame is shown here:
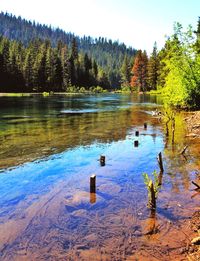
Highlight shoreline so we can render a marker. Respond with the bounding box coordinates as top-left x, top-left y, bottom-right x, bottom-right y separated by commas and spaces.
185, 111, 200, 138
